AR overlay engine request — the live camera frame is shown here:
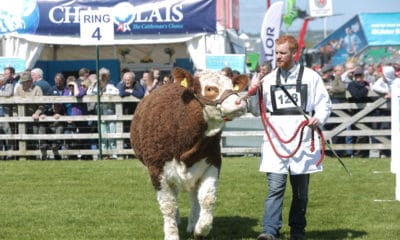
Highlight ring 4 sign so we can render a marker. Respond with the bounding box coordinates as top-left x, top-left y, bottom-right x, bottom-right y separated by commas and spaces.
79, 9, 114, 46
